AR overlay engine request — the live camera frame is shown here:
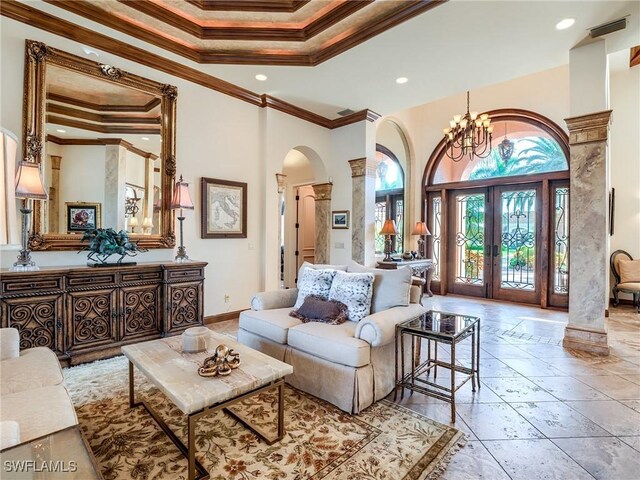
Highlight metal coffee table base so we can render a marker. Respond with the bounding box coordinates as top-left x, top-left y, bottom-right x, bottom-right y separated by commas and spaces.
128, 361, 285, 480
